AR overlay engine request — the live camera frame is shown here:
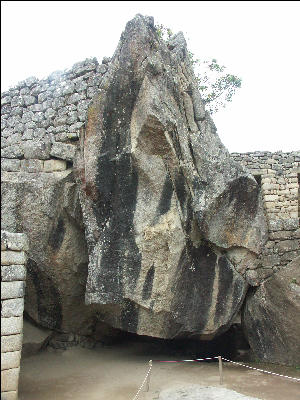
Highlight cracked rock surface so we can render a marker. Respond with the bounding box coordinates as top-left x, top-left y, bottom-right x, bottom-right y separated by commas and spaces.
75, 14, 268, 339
